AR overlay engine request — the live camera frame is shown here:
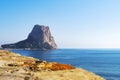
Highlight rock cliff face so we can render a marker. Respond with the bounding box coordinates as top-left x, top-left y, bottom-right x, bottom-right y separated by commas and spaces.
2, 24, 57, 50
